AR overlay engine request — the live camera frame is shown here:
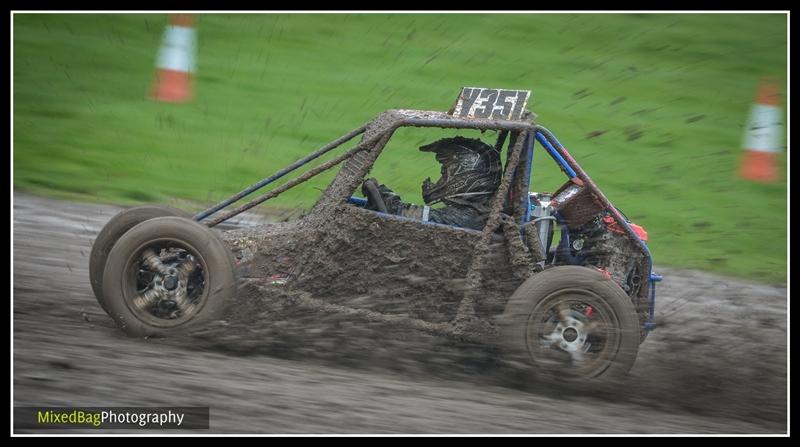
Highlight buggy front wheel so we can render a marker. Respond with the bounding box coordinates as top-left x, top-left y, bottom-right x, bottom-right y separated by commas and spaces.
101, 216, 236, 337
89, 205, 192, 312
